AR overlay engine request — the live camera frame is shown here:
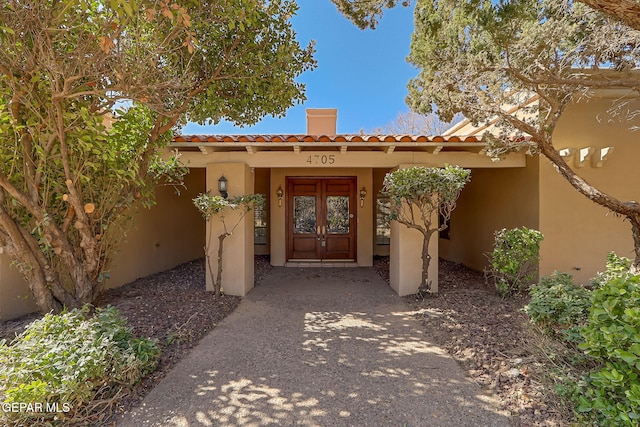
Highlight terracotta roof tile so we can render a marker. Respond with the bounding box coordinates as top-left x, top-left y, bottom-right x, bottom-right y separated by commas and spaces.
172, 134, 494, 144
